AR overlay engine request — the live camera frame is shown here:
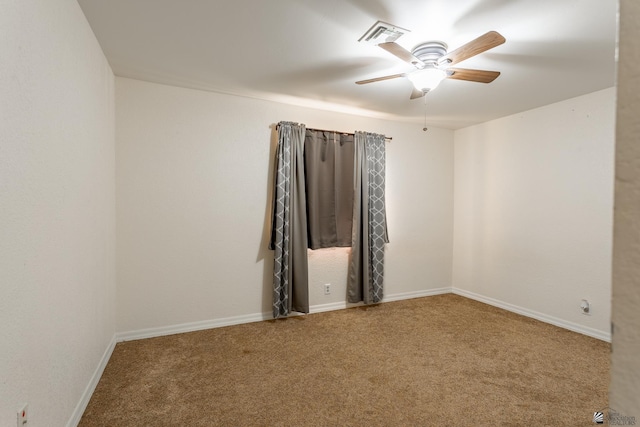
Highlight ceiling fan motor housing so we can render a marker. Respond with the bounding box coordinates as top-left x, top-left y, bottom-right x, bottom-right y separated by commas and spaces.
412, 41, 448, 67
